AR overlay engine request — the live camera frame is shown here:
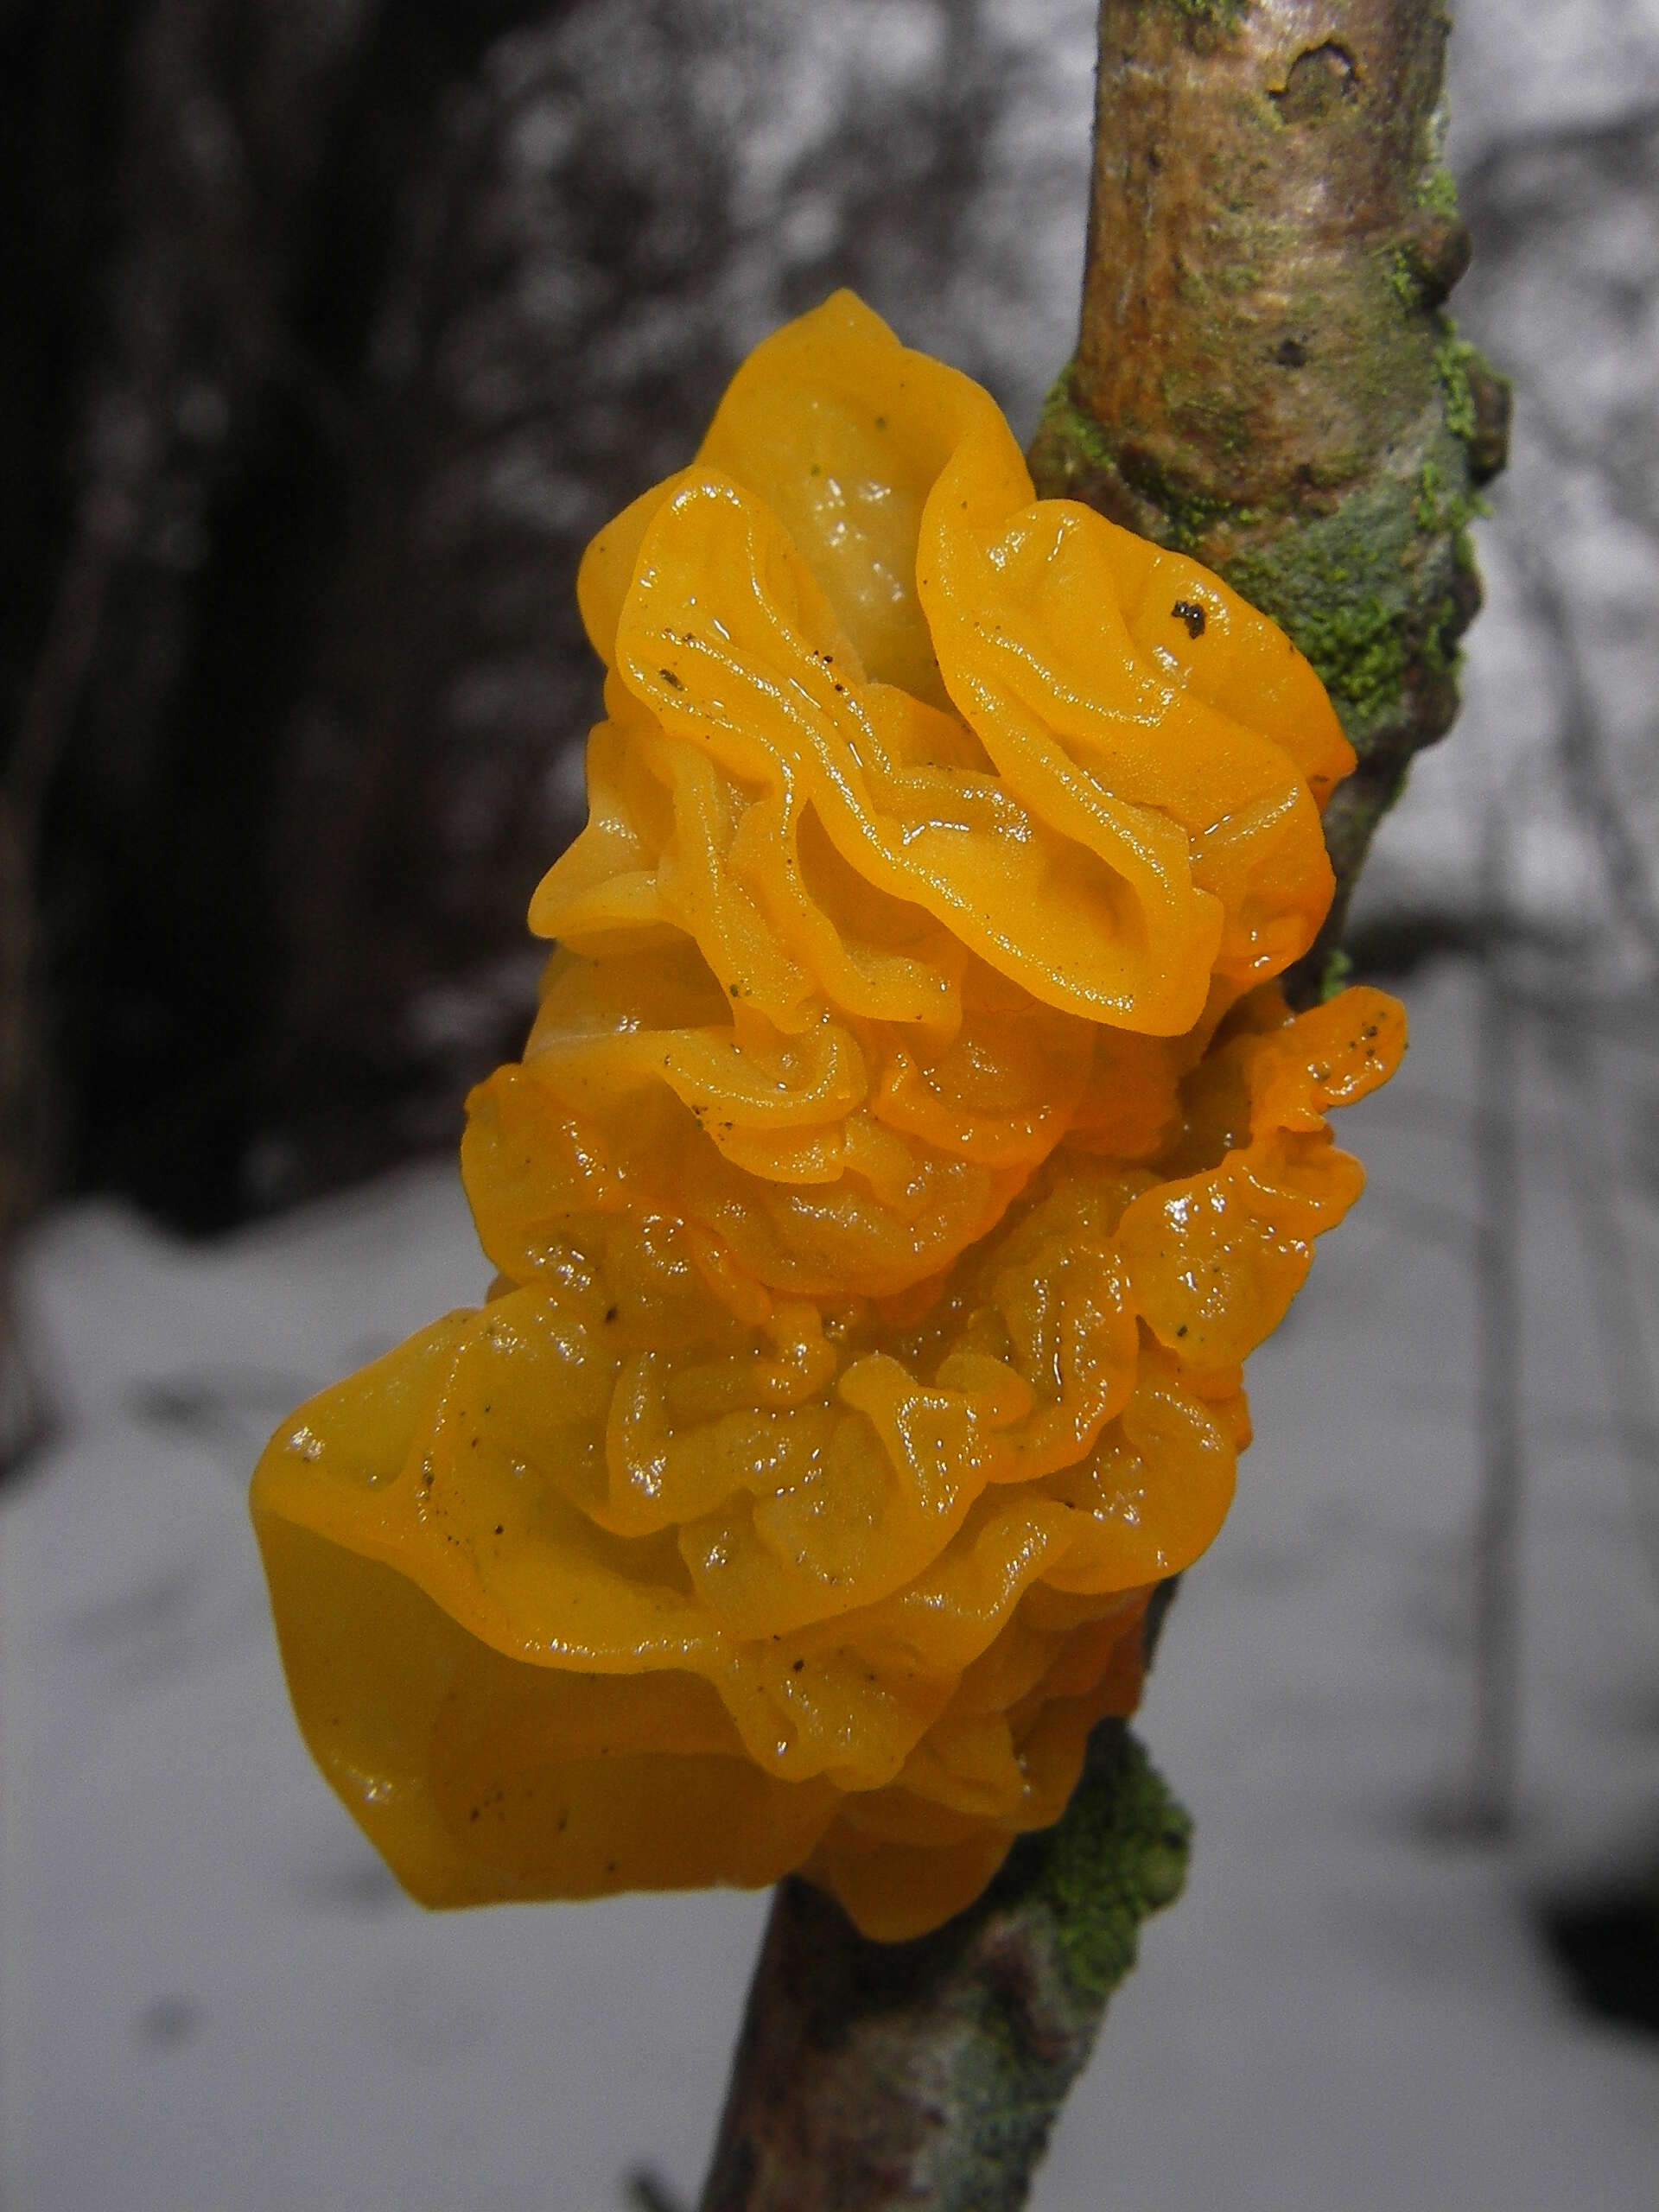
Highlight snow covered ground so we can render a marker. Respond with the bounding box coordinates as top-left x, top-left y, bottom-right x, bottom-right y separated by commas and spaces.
3, 956, 1656, 2212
